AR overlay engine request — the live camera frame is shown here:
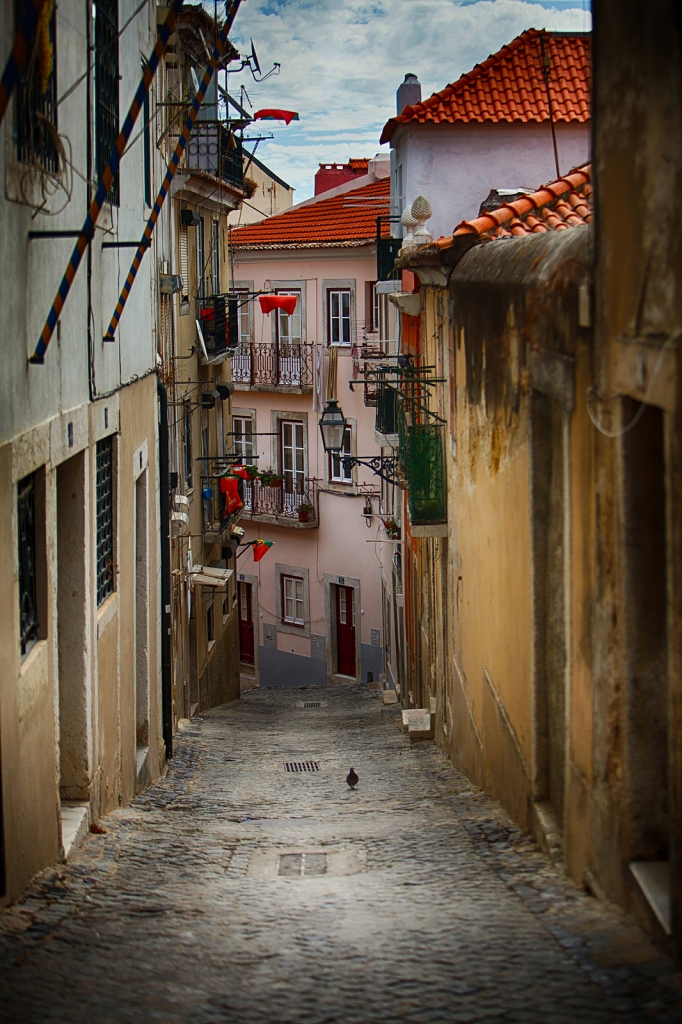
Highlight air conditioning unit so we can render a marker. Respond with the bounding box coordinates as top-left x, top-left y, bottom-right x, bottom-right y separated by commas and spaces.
180, 209, 201, 227
171, 510, 190, 538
